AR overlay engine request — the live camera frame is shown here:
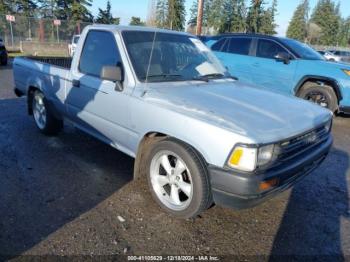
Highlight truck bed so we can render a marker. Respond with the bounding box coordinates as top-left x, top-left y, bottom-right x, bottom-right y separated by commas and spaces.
24, 56, 72, 69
